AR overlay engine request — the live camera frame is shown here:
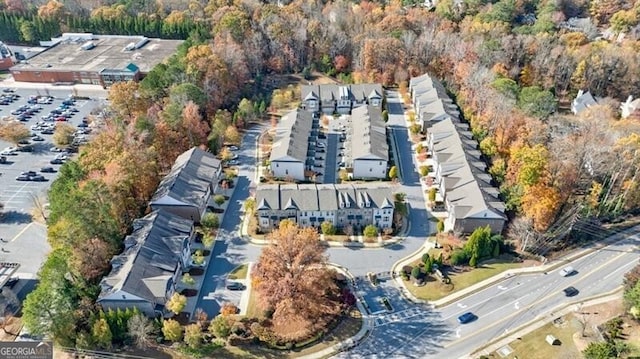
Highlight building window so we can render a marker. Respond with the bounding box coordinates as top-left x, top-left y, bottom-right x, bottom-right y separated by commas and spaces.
276, 163, 279, 167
